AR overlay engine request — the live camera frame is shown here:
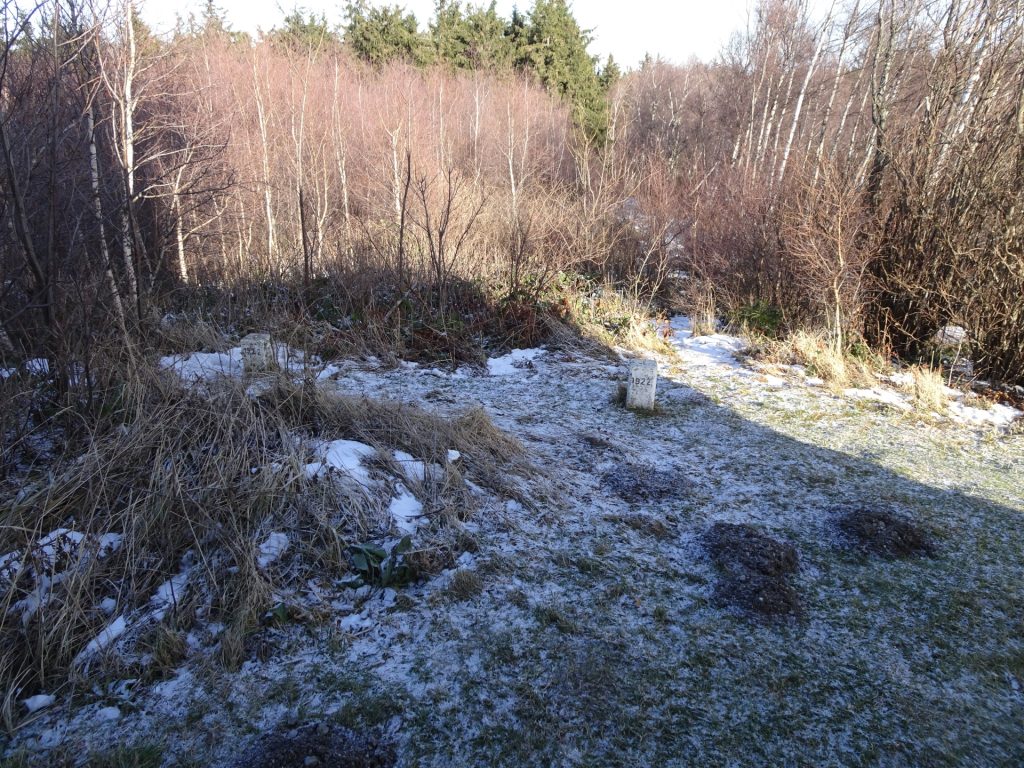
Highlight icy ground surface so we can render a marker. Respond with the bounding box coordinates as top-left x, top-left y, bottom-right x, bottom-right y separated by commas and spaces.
10, 320, 1024, 766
